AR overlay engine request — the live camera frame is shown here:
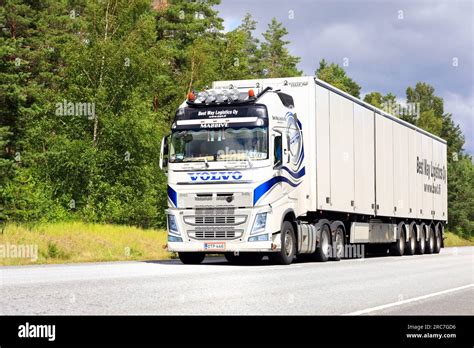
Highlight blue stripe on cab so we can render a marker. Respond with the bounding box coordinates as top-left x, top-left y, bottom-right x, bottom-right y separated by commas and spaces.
167, 185, 177, 207
281, 166, 306, 179
253, 175, 303, 206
